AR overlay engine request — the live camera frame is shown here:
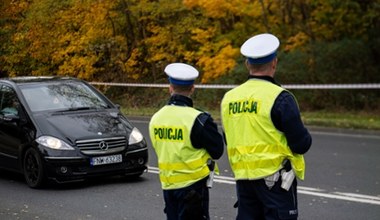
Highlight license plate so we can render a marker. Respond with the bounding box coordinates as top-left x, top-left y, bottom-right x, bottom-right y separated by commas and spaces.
90, 154, 122, 166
